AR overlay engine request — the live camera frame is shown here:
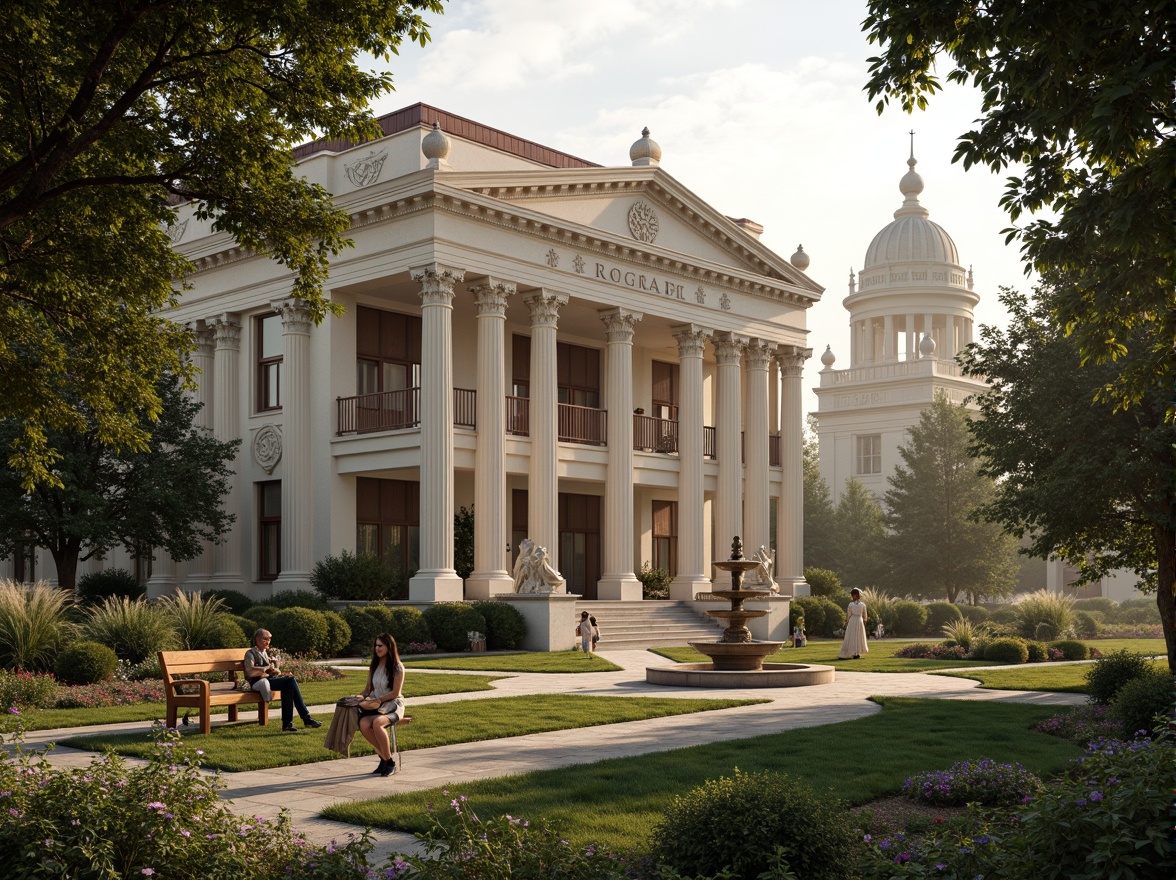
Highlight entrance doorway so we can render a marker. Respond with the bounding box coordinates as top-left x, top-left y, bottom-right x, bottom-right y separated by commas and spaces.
511, 489, 601, 598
